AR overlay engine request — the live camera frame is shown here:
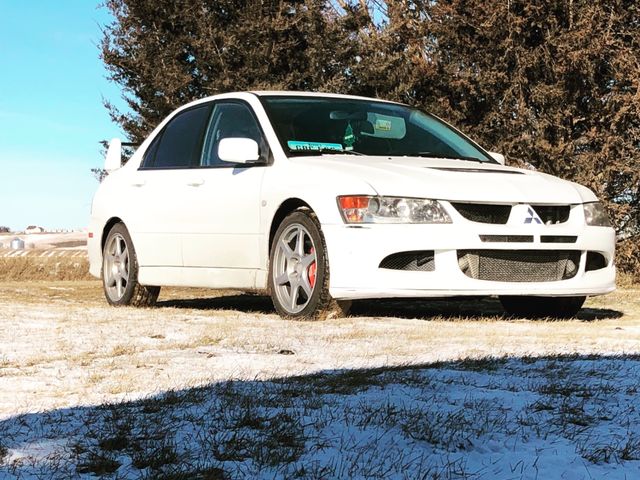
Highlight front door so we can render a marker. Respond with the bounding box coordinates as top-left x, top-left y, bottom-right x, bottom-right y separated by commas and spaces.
180, 101, 268, 272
